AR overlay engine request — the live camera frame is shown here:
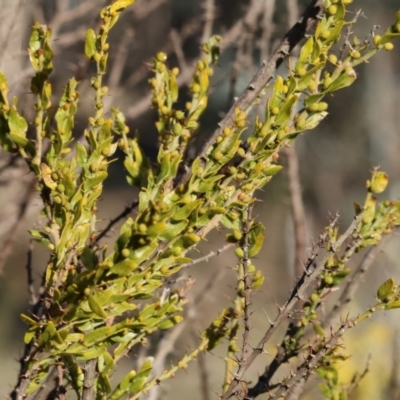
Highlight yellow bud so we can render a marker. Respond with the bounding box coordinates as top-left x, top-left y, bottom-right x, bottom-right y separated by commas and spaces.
328, 5, 337, 15
373, 35, 382, 47
223, 127, 232, 136
236, 119, 246, 128
297, 67, 307, 77
156, 52, 167, 62
213, 151, 224, 161
121, 248, 130, 258
310, 293, 320, 303
308, 81, 317, 91
307, 103, 319, 112
384, 42, 394, 51
192, 83, 201, 93
321, 30, 330, 39
271, 106, 279, 115
317, 102, 328, 111
369, 171, 389, 194
328, 54, 338, 64
235, 247, 244, 258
